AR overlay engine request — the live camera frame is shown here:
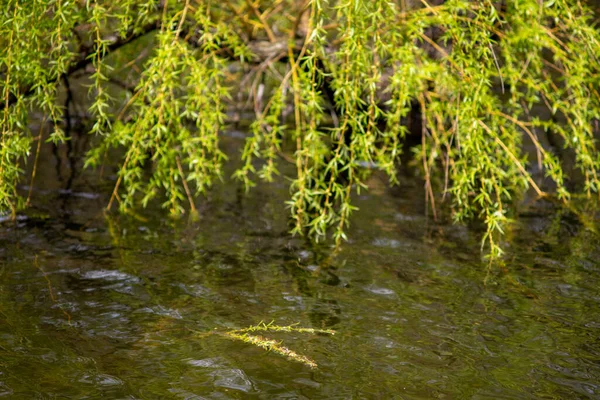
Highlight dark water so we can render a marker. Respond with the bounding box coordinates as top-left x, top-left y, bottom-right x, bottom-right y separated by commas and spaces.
1, 134, 600, 399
